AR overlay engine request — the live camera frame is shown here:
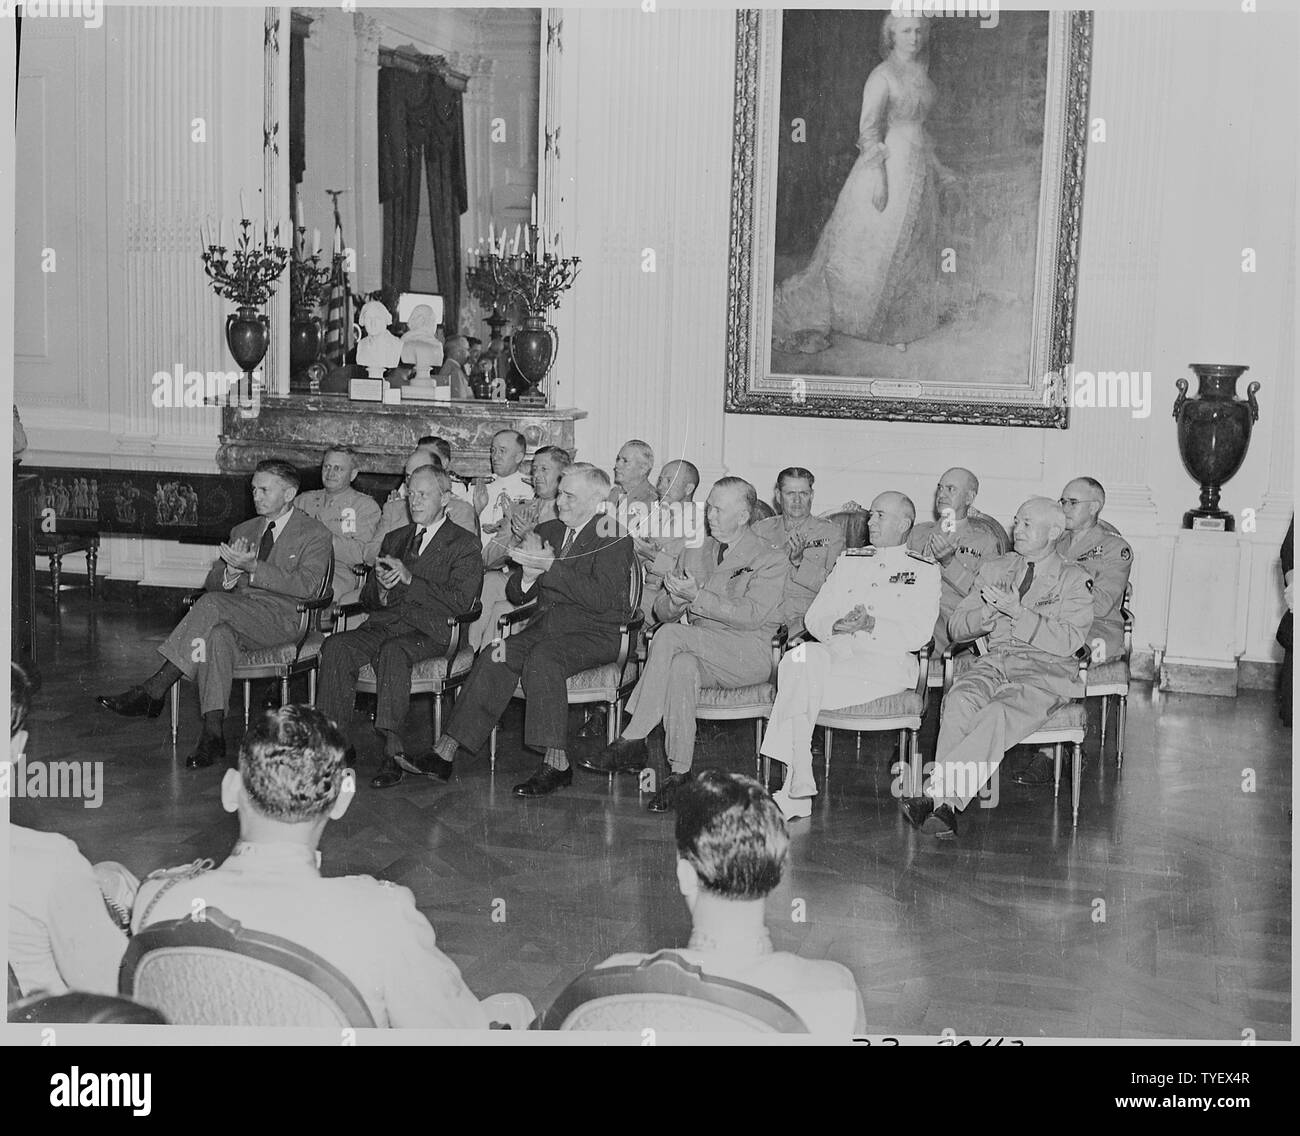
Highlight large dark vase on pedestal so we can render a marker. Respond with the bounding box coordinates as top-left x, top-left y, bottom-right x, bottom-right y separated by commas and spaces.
289, 317, 322, 392
1172, 363, 1261, 531
226, 306, 271, 375
509, 314, 556, 404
